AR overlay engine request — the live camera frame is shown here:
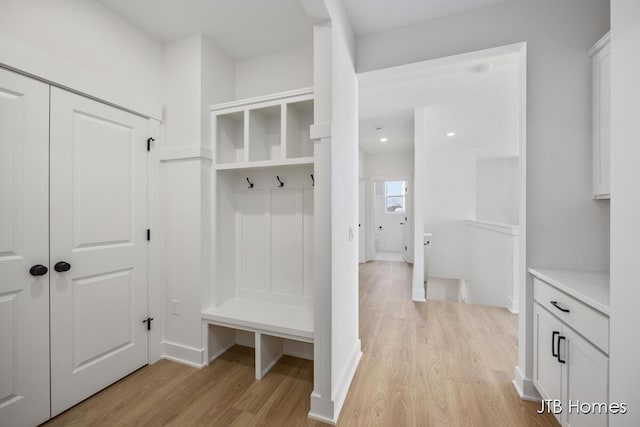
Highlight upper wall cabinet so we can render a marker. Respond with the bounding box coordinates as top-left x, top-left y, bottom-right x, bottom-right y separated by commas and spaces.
589, 32, 610, 200
211, 88, 314, 170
